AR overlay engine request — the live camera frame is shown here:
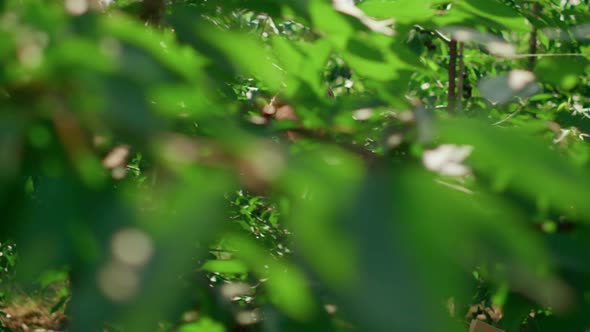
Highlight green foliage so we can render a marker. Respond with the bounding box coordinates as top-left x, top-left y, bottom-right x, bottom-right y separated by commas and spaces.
2, 0, 590, 331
